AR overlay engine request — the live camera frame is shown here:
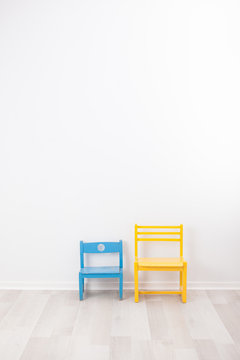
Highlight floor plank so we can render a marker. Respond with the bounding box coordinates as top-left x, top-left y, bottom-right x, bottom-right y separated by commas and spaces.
182, 290, 234, 344
31, 291, 78, 338
163, 296, 194, 348
19, 336, 70, 360
213, 302, 240, 354
0, 291, 21, 324
194, 339, 221, 360
174, 348, 199, 360
110, 337, 131, 360
146, 299, 170, 341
